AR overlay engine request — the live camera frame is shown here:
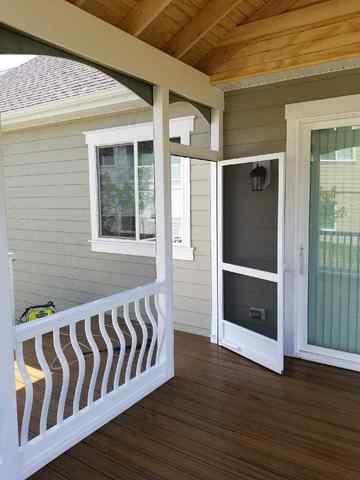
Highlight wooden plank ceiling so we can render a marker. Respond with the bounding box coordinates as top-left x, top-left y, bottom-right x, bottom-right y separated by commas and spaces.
66, 0, 360, 86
